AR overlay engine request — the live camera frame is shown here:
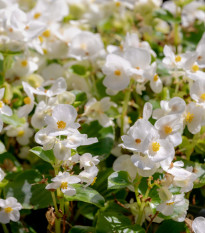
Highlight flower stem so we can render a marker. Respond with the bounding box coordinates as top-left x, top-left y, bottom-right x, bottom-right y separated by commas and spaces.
2, 224, 9, 233
120, 79, 133, 136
